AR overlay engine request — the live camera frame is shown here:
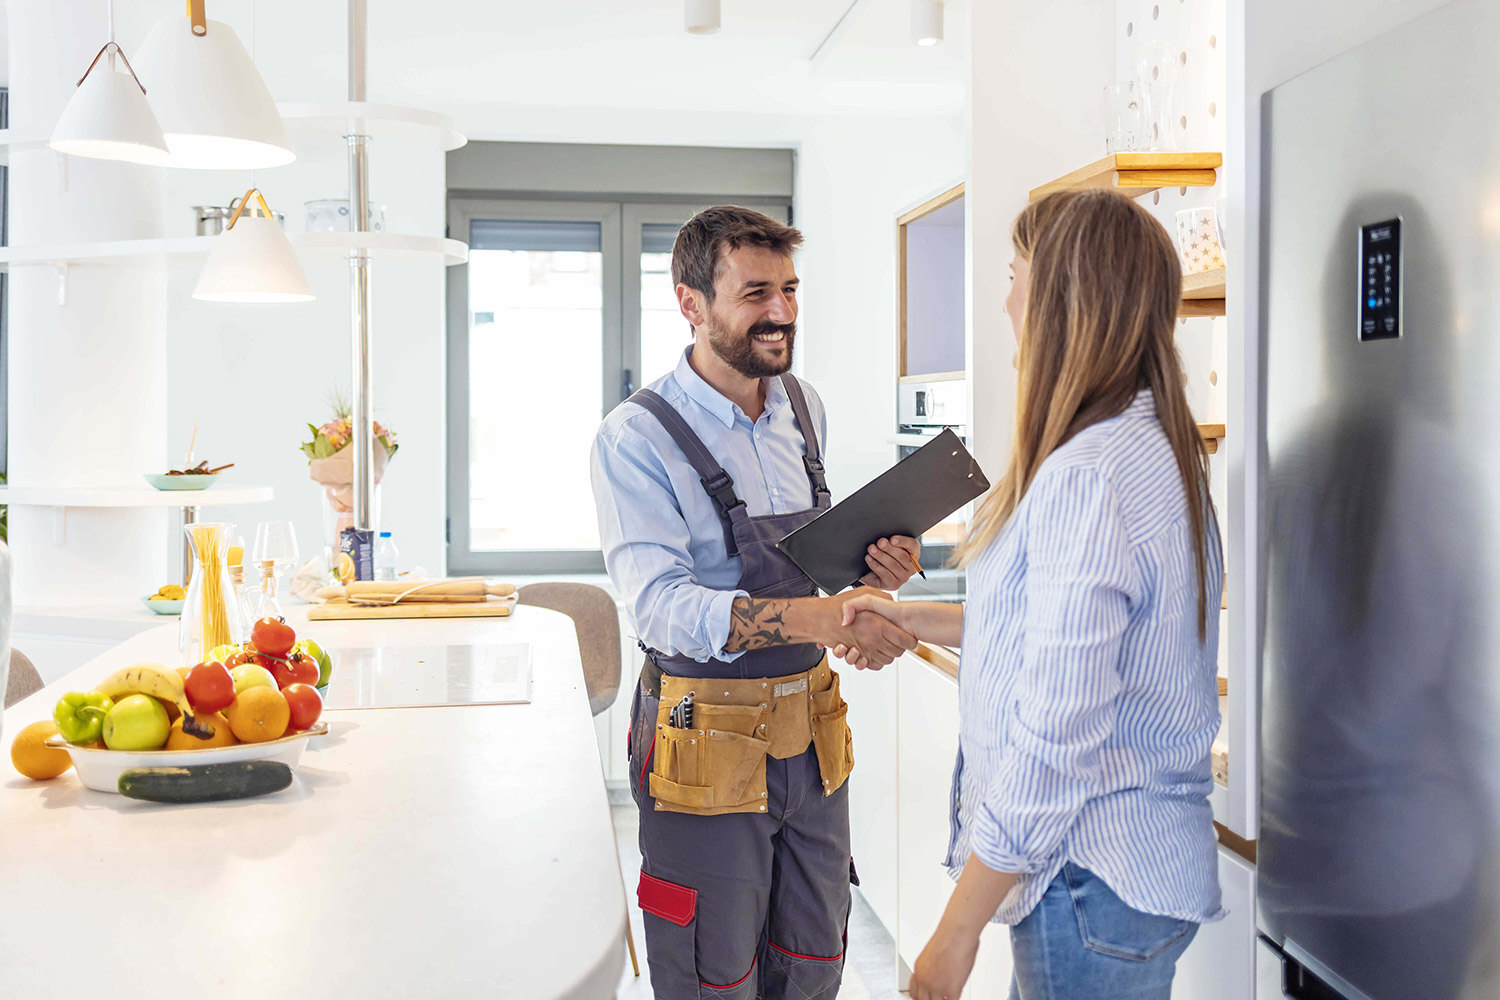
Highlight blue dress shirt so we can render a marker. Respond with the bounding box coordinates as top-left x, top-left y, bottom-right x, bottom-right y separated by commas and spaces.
947, 391, 1226, 925
590, 347, 828, 662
